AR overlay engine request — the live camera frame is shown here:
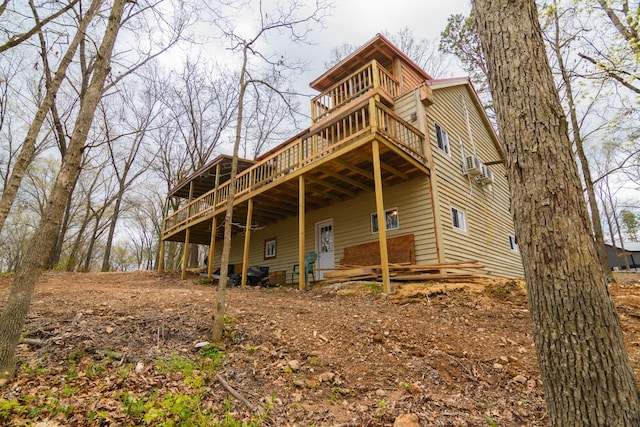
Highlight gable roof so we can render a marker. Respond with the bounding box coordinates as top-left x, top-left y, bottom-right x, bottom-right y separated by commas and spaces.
428, 77, 505, 163
607, 242, 640, 252
310, 33, 432, 92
